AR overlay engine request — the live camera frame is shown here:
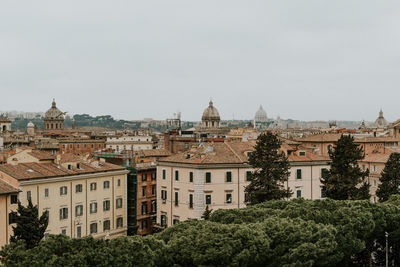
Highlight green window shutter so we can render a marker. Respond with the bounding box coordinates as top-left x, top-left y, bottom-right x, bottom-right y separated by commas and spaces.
205, 172, 211, 183
246, 171, 252, 181
296, 169, 302, 179
189, 172, 193, 183
189, 194, 193, 208
296, 190, 302, 198
226, 172, 232, 182
175, 170, 179, 181
162, 169, 166, 179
